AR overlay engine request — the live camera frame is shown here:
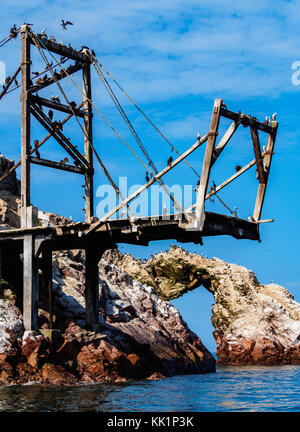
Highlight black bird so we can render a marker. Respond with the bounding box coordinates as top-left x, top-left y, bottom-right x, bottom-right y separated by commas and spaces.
61, 19, 73, 30
60, 157, 69, 164
91, 49, 96, 57
48, 110, 53, 121
42, 74, 48, 82
235, 165, 242, 172
50, 95, 61, 104
33, 139, 40, 159
73, 159, 81, 168
9, 25, 18, 39
70, 101, 77, 110
167, 155, 173, 166
32, 71, 39, 77
4, 76, 11, 85
145, 172, 150, 182
14, 79, 18, 87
